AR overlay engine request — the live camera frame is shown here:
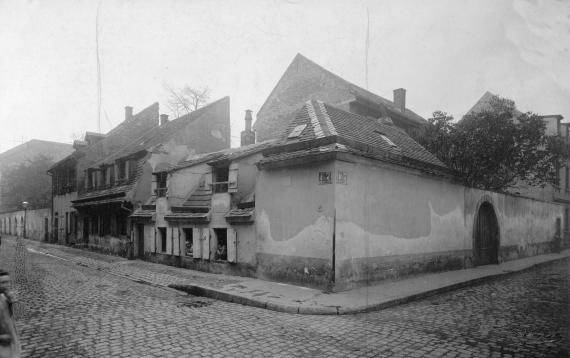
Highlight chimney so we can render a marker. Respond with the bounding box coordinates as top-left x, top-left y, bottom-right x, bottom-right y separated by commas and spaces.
240, 109, 255, 146
393, 88, 406, 111
125, 106, 133, 121
160, 114, 169, 126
